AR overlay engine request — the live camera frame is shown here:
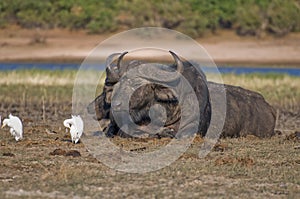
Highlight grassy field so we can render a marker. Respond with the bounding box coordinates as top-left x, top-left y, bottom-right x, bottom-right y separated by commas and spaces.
0, 70, 299, 198
1, 69, 298, 111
